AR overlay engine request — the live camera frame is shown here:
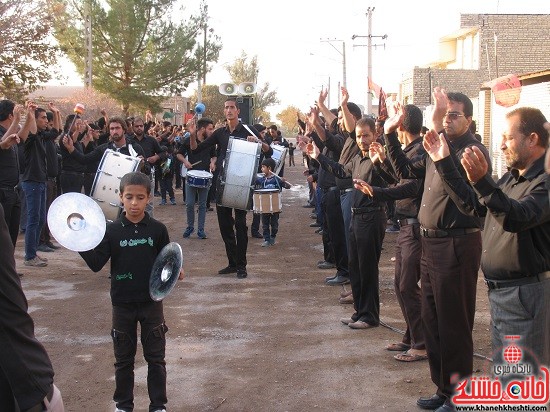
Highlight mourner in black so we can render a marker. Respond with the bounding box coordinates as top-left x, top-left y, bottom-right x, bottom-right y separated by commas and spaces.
190, 98, 272, 279
385, 90, 491, 411
311, 117, 387, 329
